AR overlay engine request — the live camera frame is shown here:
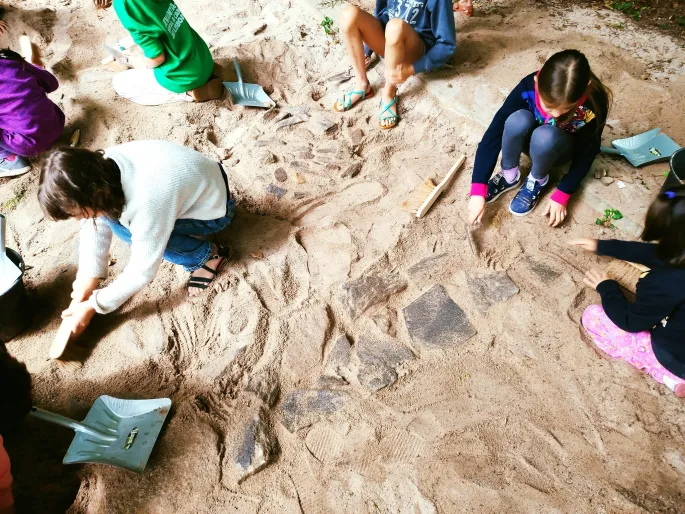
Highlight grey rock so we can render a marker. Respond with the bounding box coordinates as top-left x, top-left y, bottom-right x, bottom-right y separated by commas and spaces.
340, 161, 362, 179
266, 184, 286, 198
356, 336, 414, 392
407, 253, 449, 280
264, 109, 281, 122
526, 258, 561, 284
403, 285, 477, 349
290, 160, 310, 170
339, 270, 407, 319
297, 152, 315, 160
467, 271, 519, 307
275, 116, 307, 131
246, 375, 281, 407
274, 168, 288, 182
310, 117, 338, 135
259, 151, 276, 164
325, 163, 341, 173
325, 335, 352, 377
254, 139, 274, 147
235, 408, 279, 482
346, 128, 364, 146
294, 192, 307, 200
281, 389, 347, 432
316, 147, 337, 154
